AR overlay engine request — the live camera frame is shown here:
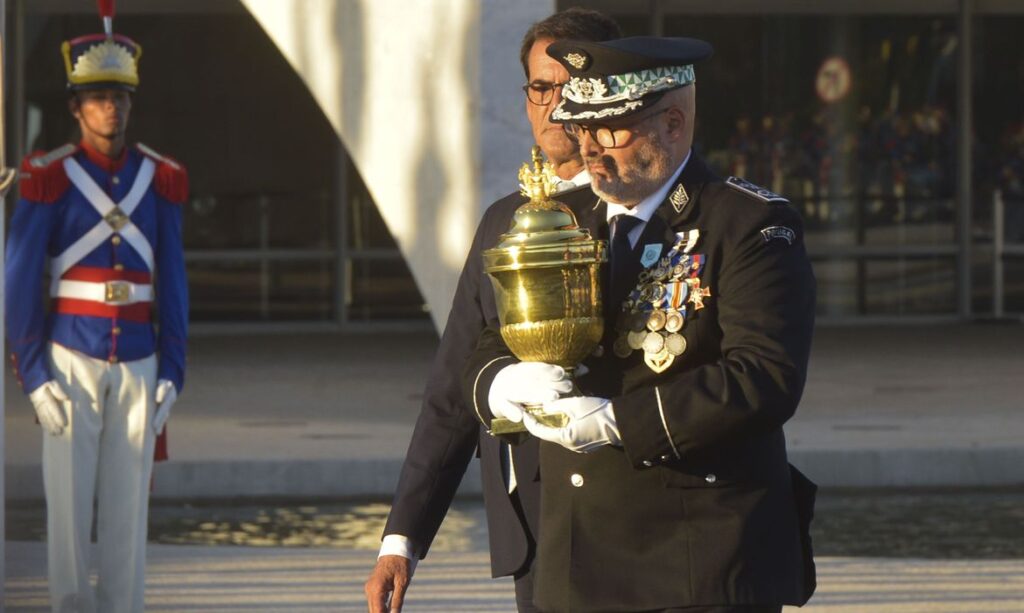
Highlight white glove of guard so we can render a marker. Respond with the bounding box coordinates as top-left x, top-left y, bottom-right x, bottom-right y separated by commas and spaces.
152, 379, 177, 435
488, 362, 572, 423
522, 395, 621, 453
28, 380, 70, 436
